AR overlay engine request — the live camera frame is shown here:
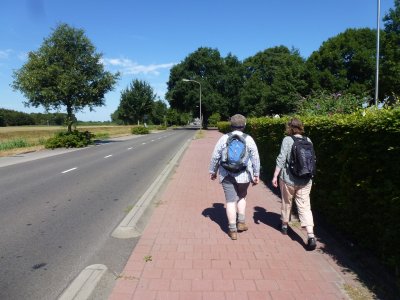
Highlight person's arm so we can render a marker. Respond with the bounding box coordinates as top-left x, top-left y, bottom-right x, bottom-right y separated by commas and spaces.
272, 137, 289, 188
247, 136, 260, 185
272, 166, 281, 187
209, 136, 225, 180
